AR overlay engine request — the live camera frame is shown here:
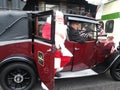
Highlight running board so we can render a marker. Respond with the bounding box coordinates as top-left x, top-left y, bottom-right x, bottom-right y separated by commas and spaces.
54, 69, 98, 79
